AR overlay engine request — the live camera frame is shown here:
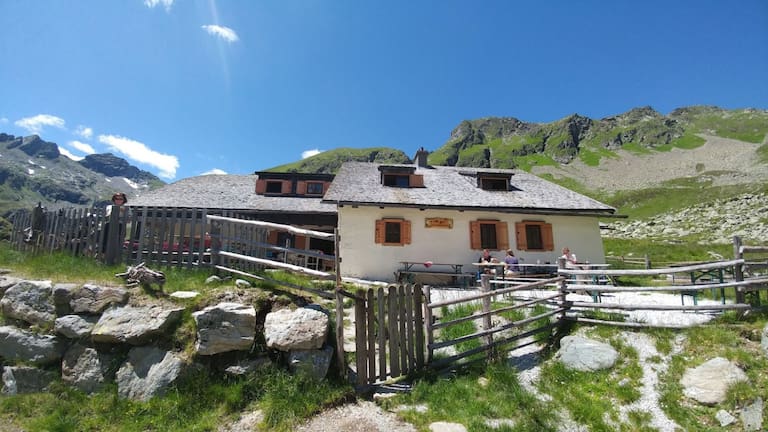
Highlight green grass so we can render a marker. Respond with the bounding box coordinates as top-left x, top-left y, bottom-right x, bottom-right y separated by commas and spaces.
439, 304, 482, 354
